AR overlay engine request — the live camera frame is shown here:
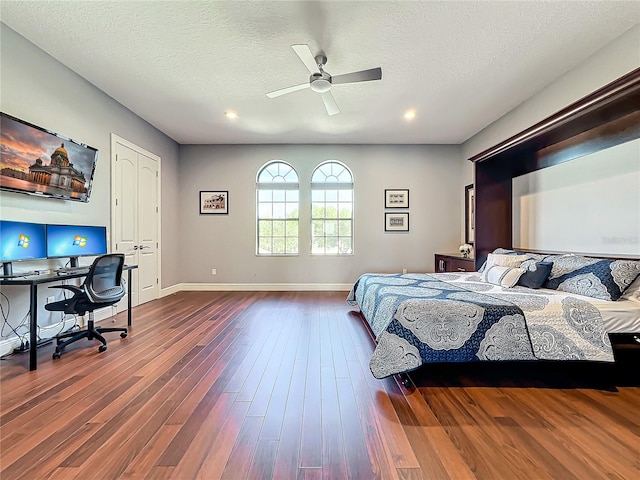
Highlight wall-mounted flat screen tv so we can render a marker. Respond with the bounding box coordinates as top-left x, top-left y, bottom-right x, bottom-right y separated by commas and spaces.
0, 112, 98, 202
